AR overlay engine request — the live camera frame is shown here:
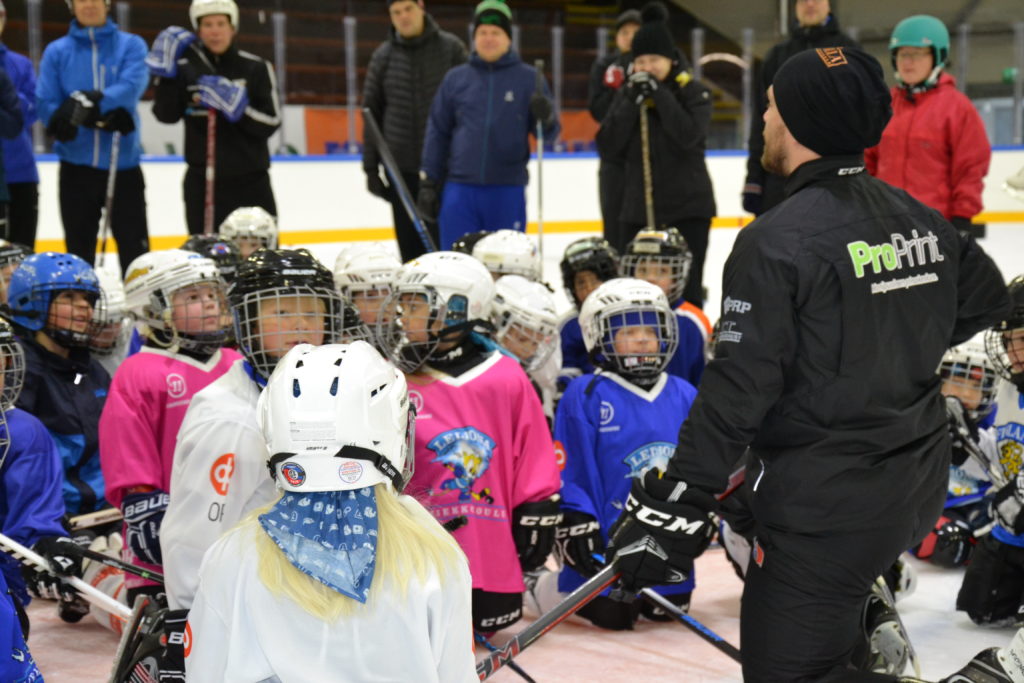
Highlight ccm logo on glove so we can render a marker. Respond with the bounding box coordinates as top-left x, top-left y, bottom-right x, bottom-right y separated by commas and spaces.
625, 494, 707, 534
